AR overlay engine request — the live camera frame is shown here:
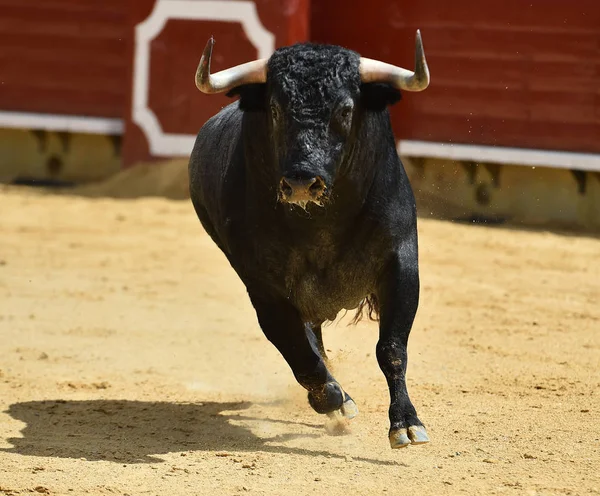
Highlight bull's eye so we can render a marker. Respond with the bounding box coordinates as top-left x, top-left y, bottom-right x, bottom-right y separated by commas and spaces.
270, 104, 279, 122
334, 103, 354, 133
